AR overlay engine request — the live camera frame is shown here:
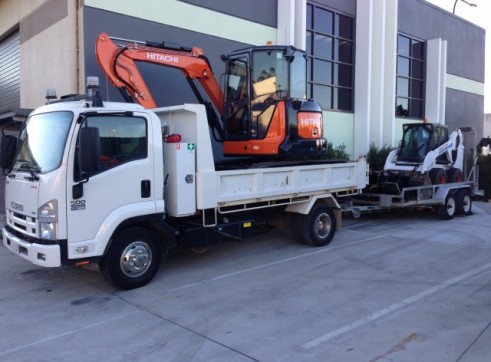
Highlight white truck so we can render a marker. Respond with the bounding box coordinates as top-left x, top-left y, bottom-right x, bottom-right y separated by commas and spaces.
1, 98, 367, 289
